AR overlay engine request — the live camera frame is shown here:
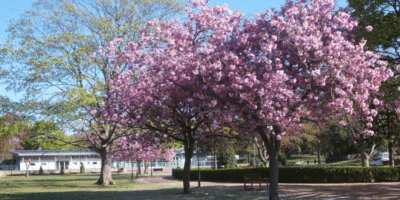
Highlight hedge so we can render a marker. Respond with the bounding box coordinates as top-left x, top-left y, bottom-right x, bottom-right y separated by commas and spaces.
172, 166, 400, 183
